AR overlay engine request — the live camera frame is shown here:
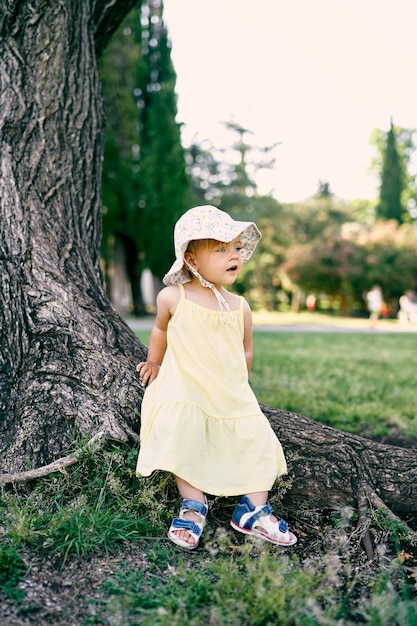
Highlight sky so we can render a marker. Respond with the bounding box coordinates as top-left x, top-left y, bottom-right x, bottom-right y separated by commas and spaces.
162, 0, 417, 203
